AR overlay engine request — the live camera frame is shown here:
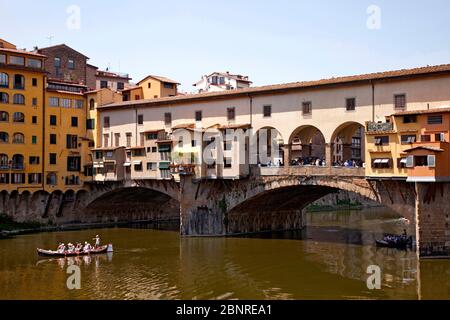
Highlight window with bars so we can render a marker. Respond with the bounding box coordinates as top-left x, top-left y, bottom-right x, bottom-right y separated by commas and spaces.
394, 94, 406, 109
263, 105, 272, 117
164, 112, 172, 125
346, 98, 356, 111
